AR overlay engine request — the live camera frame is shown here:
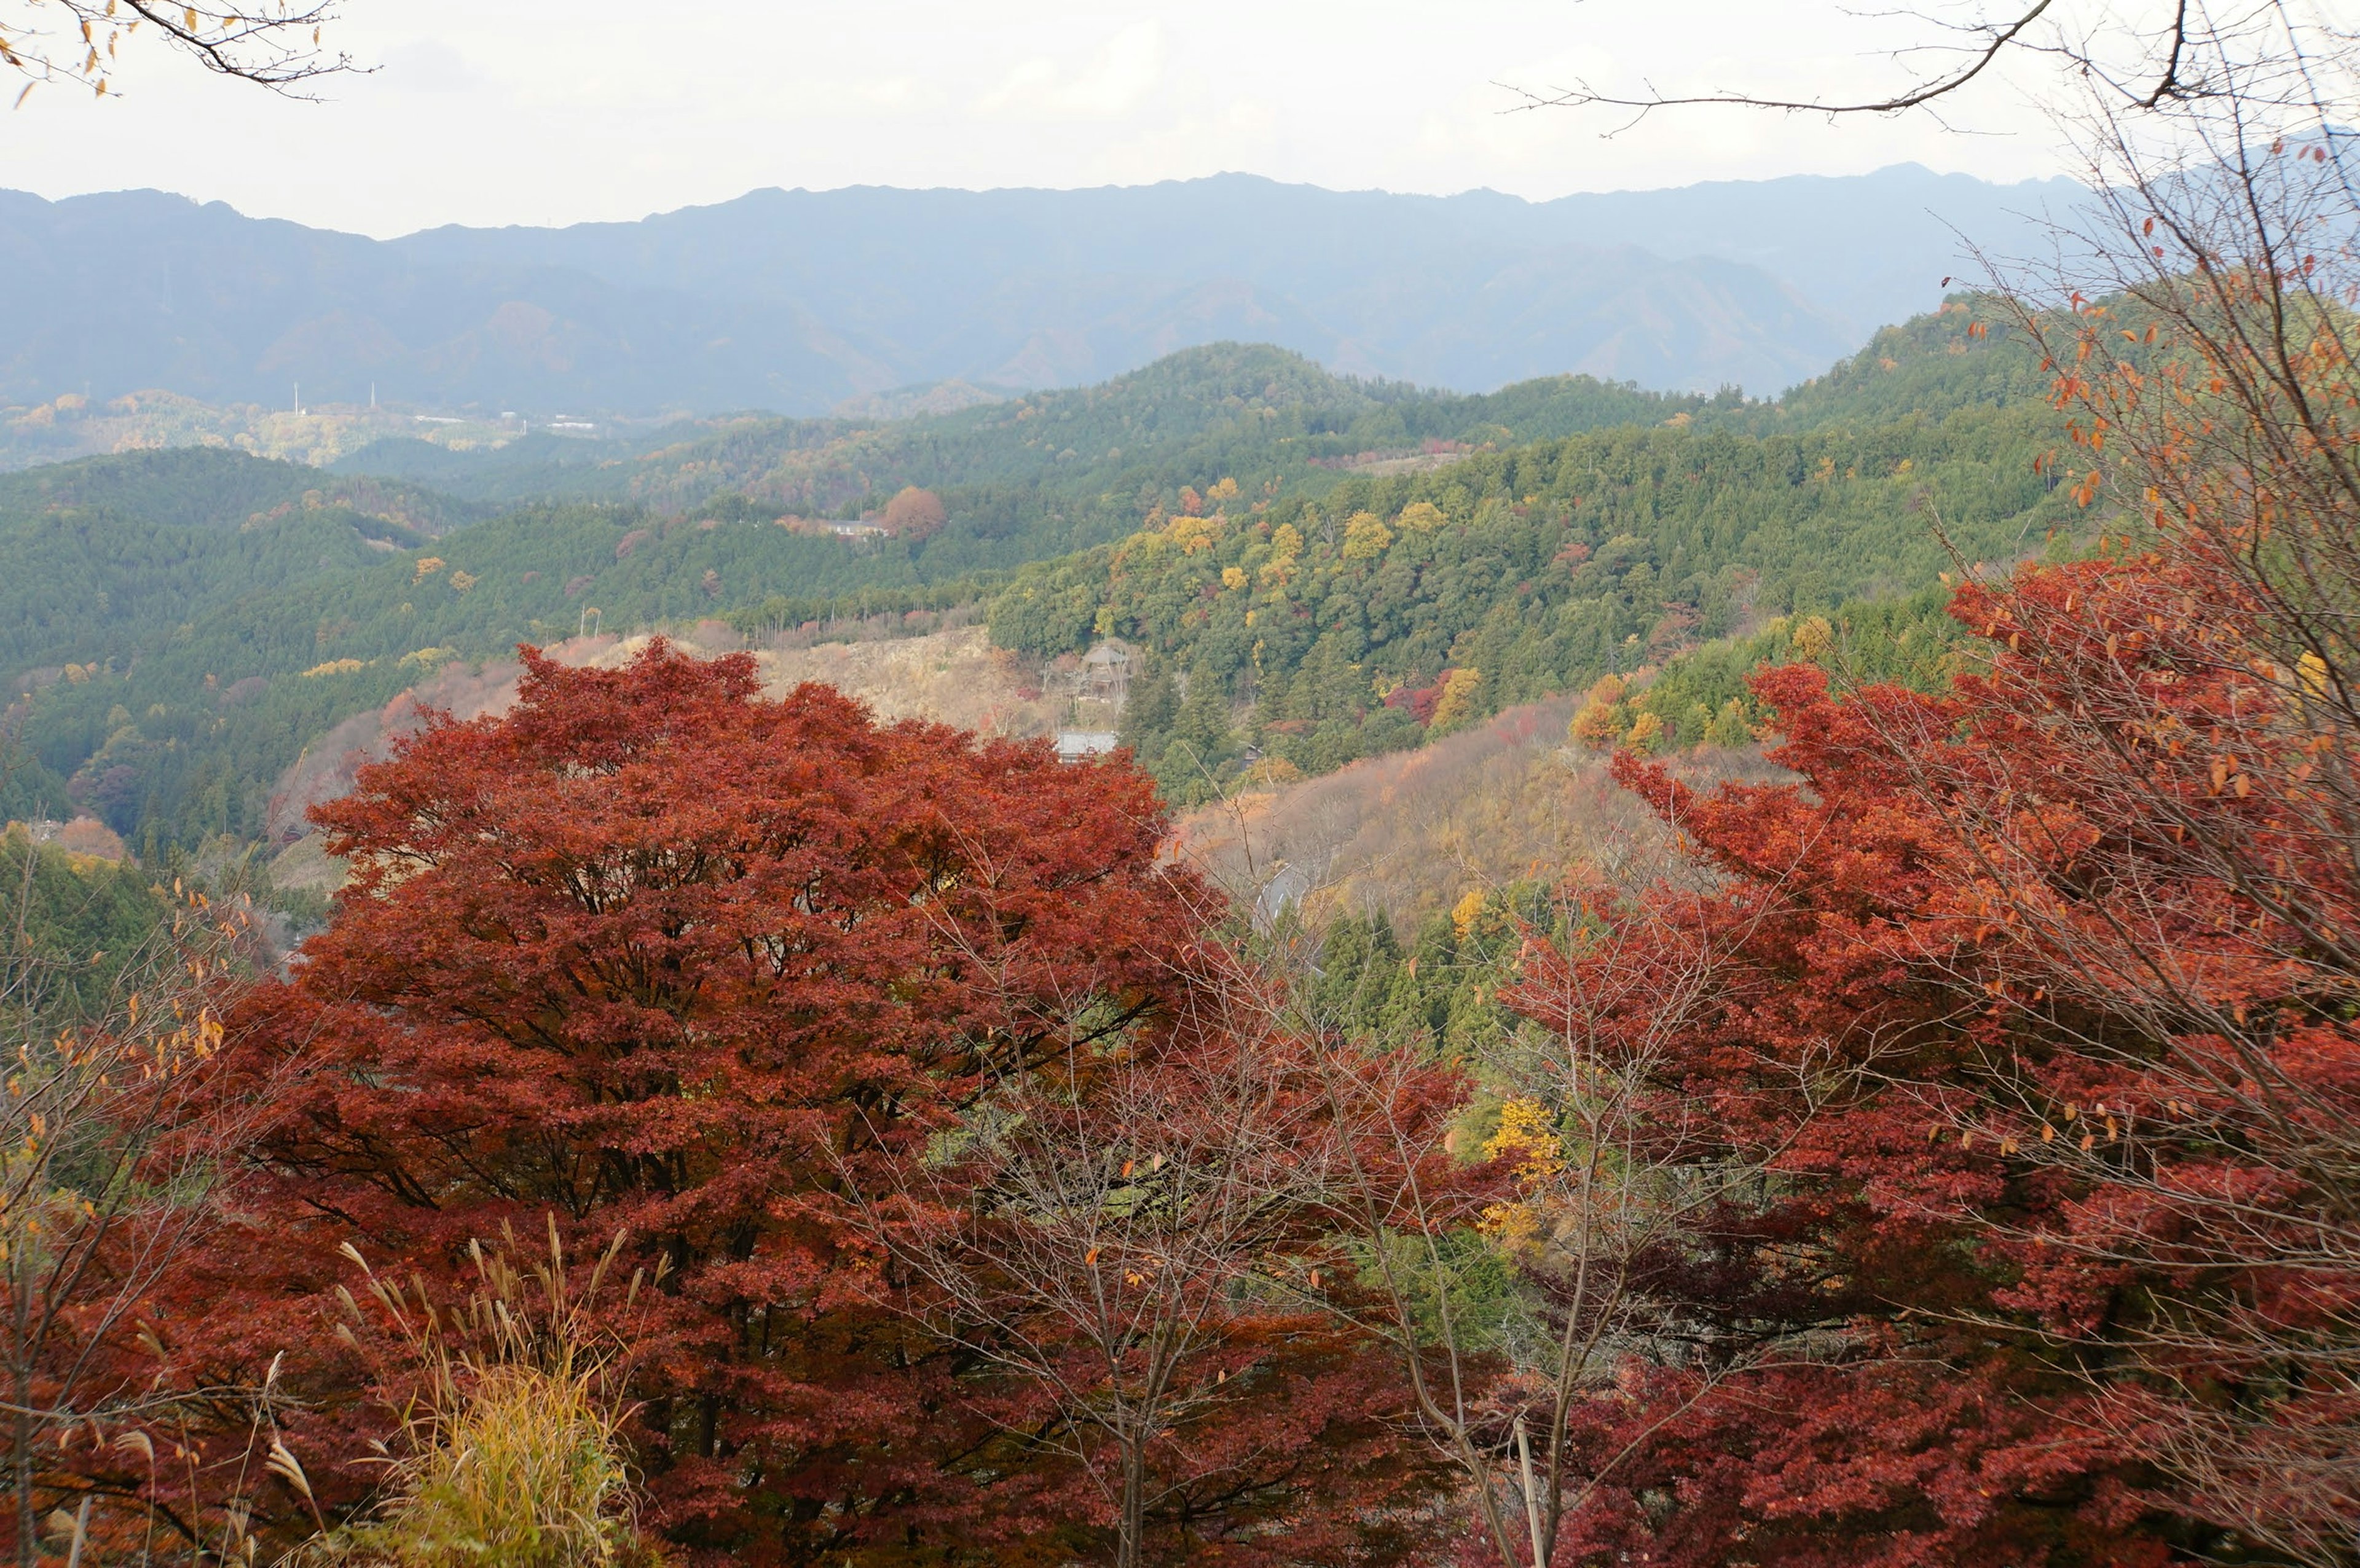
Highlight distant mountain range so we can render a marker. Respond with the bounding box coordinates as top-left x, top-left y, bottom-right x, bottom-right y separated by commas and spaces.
0, 165, 2084, 415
